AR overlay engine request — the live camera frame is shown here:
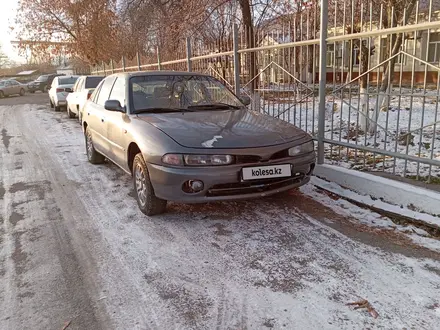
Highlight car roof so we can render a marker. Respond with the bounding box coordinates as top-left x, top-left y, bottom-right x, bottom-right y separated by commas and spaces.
109, 71, 210, 79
